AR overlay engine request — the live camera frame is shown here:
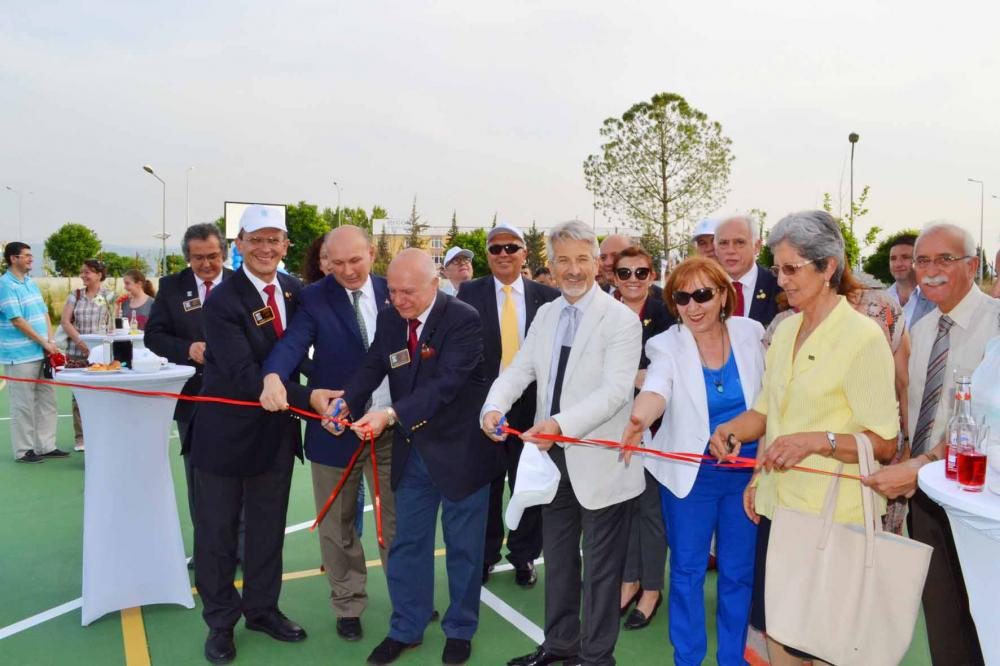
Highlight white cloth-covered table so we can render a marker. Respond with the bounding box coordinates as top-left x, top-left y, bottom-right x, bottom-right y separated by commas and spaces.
919, 460, 1000, 663
55, 364, 195, 625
